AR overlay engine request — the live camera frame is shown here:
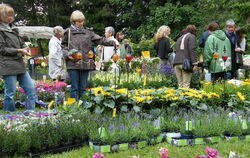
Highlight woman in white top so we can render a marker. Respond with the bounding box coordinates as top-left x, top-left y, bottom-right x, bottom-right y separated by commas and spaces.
48, 26, 65, 80
101, 26, 120, 62
235, 27, 246, 52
